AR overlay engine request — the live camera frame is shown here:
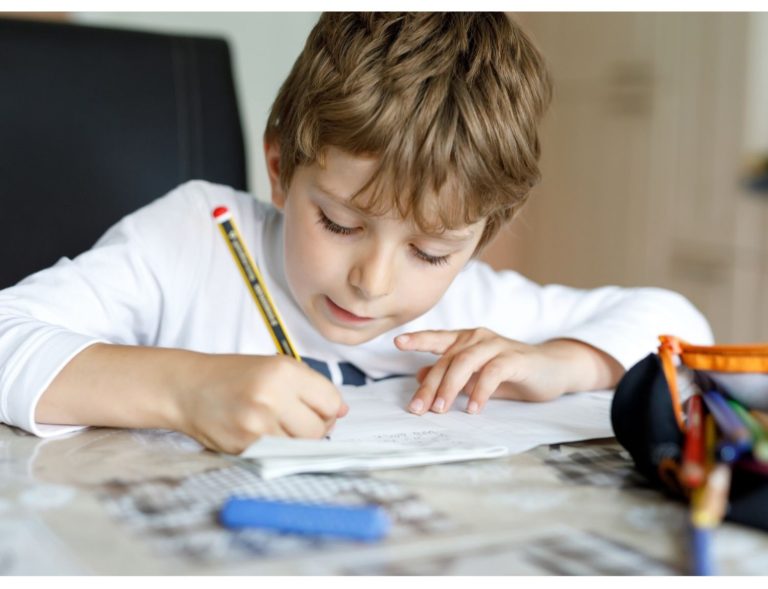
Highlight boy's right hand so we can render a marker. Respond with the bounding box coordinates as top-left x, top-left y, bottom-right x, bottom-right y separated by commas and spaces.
174, 354, 347, 455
